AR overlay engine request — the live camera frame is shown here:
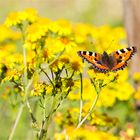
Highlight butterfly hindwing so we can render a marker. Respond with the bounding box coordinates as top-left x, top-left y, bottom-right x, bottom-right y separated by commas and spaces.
111, 46, 137, 71
77, 51, 110, 72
